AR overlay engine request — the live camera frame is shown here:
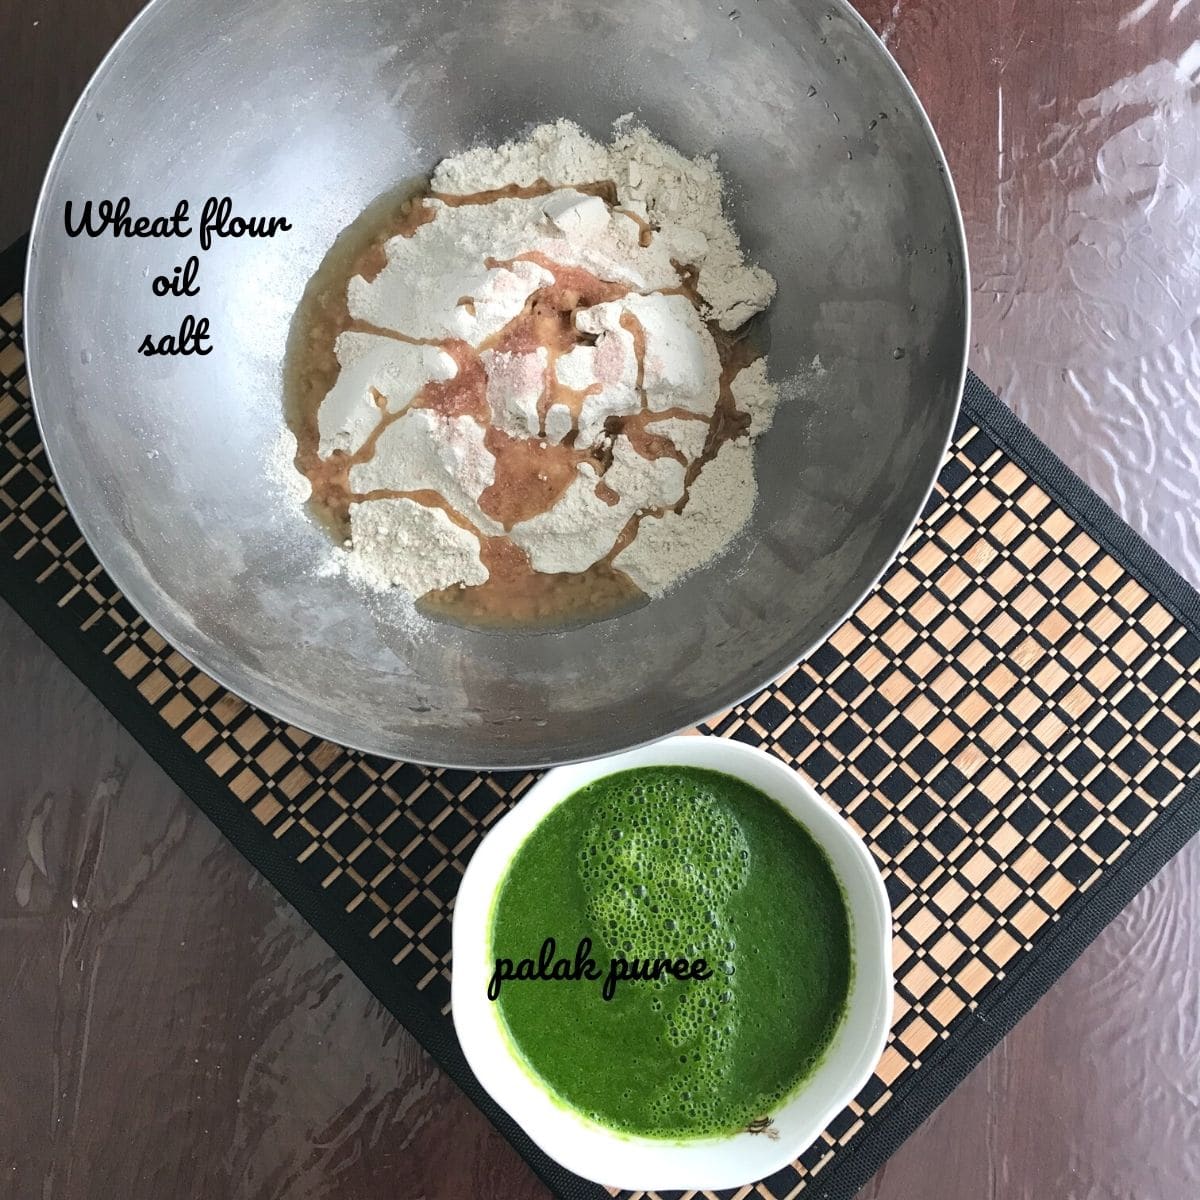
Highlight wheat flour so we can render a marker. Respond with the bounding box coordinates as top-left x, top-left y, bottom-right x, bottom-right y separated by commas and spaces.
347, 497, 488, 593
508, 436, 685, 574
296, 119, 787, 608
266, 426, 312, 508
613, 438, 756, 594
349, 408, 501, 535
646, 415, 710, 462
